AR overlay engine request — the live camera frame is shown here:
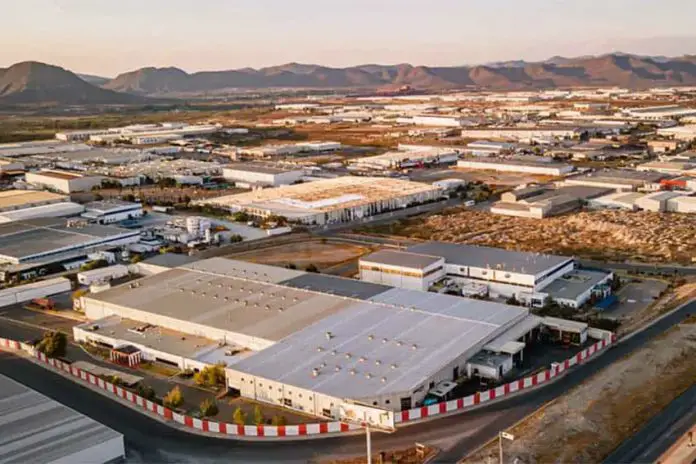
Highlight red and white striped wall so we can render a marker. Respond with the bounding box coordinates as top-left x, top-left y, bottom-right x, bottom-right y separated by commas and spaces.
0, 333, 615, 437
395, 334, 616, 423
